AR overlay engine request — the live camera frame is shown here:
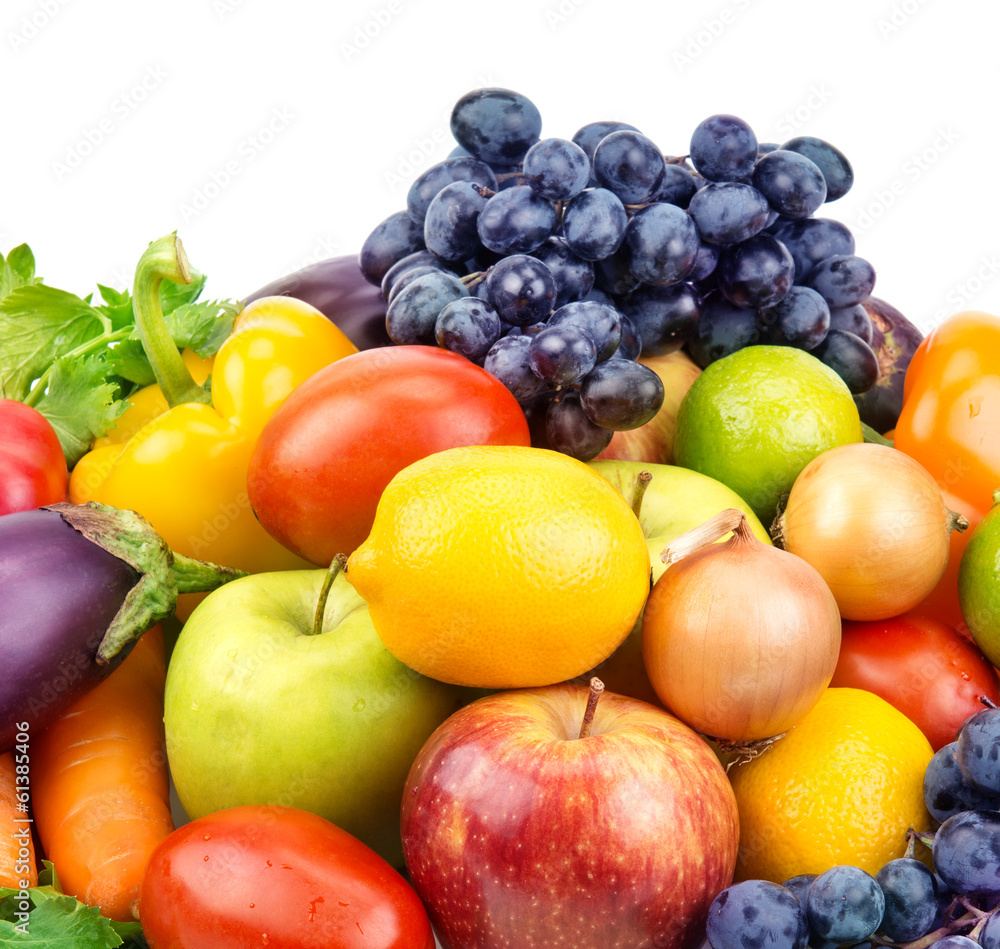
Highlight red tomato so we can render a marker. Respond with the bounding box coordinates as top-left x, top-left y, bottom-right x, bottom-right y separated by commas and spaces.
0, 399, 67, 515
138, 805, 435, 949
247, 345, 531, 566
830, 613, 1000, 750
